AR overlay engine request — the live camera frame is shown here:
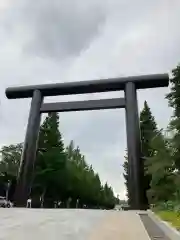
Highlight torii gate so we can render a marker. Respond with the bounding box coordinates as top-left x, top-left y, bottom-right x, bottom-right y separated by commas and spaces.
5, 73, 169, 209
